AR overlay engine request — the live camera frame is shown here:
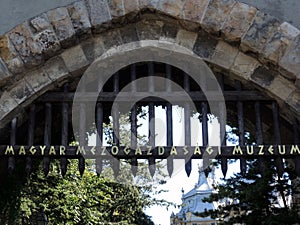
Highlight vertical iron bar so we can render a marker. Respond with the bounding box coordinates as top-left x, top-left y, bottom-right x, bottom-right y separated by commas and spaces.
255, 101, 265, 175
166, 103, 173, 177
217, 74, 227, 178
26, 105, 35, 176
148, 62, 154, 92
202, 102, 209, 172
184, 72, 192, 177
44, 103, 51, 176
79, 102, 86, 176
148, 102, 156, 177
148, 62, 155, 177
236, 81, 246, 176
272, 102, 284, 177
184, 102, 192, 177
8, 118, 17, 175
293, 118, 300, 176
166, 64, 173, 177
166, 64, 172, 92
112, 72, 120, 178
131, 104, 138, 176
131, 64, 136, 92
96, 102, 103, 176
130, 64, 138, 176
61, 84, 68, 177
